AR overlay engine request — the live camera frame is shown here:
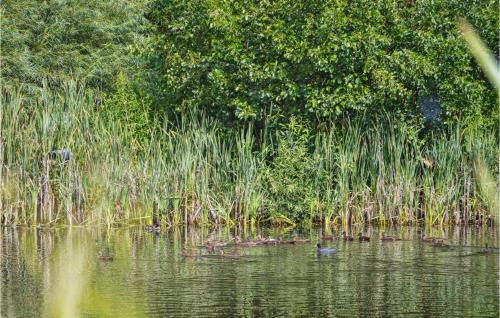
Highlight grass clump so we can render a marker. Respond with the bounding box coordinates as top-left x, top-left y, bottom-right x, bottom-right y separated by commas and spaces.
0, 82, 497, 227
